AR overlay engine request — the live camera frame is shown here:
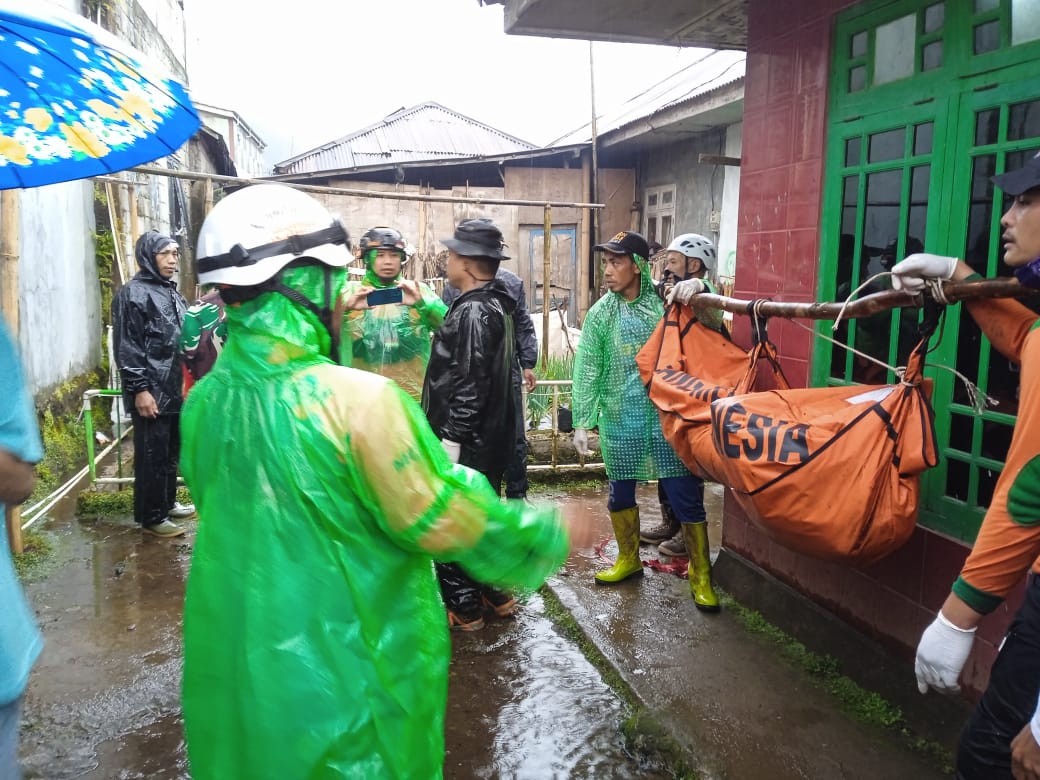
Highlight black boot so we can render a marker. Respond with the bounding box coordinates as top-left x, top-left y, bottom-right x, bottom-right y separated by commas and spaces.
640, 501, 680, 544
